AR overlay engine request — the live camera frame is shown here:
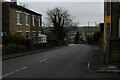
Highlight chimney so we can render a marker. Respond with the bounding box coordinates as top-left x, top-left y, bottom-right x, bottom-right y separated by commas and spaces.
11, 0, 17, 5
